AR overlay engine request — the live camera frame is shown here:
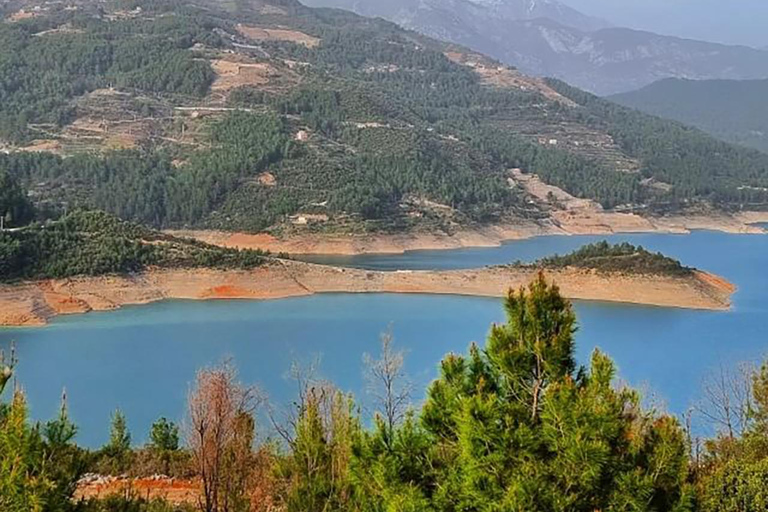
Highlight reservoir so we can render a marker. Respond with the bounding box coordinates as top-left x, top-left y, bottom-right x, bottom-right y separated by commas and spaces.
2, 230, 767, 446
